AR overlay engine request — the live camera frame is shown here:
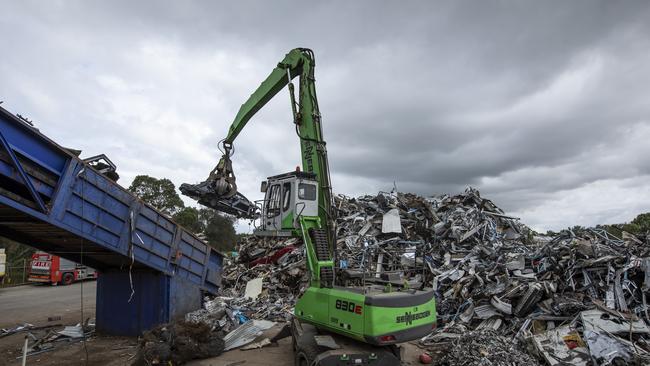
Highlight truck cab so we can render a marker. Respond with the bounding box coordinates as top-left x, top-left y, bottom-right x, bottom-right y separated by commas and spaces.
28, 251, 97, 285
256, 171, 319, 237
